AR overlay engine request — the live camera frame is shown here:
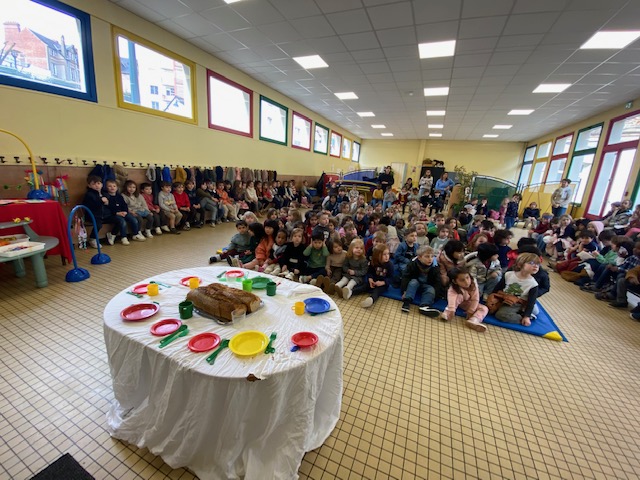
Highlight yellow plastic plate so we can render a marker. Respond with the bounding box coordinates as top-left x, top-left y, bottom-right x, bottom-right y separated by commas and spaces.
229, 331, 269, 357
